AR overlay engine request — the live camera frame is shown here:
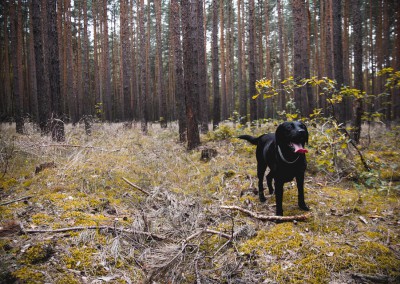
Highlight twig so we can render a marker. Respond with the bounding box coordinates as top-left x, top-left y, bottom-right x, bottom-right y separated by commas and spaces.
221, 205, 312, 222
23, 225, 165, 241
122, 177, 150, 195
0, 196, 33, 206
39, 143, 122, 152
185, 228, 231, 243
